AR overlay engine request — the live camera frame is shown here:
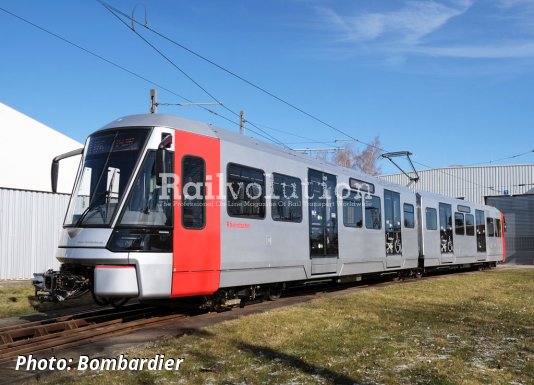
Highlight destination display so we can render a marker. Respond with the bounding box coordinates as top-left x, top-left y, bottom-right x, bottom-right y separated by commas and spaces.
87, 131, 147, 156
